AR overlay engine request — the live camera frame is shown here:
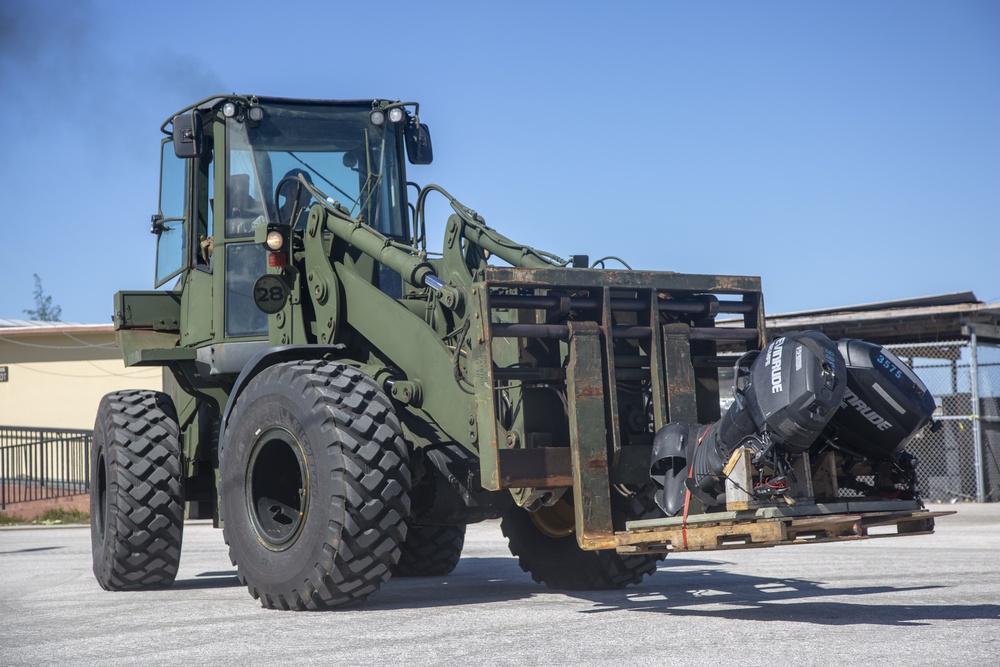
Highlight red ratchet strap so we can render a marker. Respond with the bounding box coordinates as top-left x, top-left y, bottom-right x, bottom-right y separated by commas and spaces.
681, 425, 712, 549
